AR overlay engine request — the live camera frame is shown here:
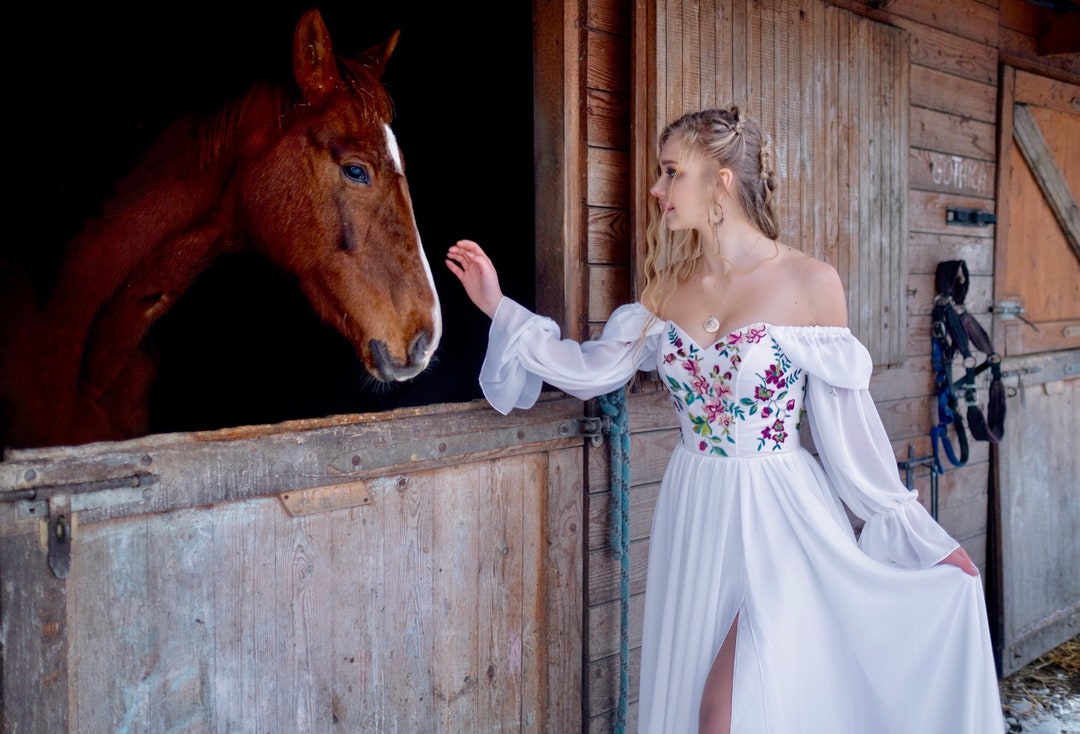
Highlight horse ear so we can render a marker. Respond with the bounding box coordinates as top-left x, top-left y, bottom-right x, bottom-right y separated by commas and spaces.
292, 8, 340, 104
355, 30, 401, 81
